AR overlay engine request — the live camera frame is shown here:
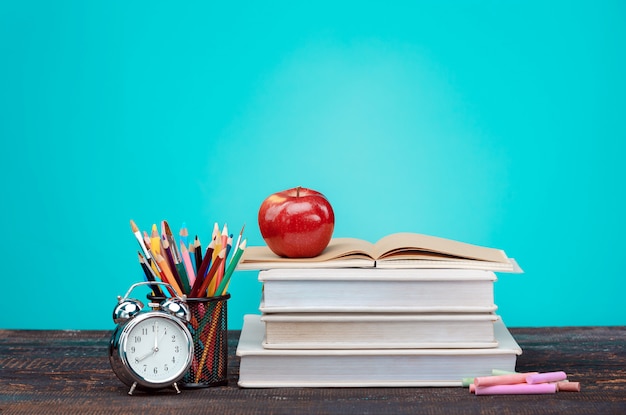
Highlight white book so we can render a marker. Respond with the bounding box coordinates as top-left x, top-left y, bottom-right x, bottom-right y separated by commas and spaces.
237, 315, 522, 388
261, 313, 499, 349
259, 268, 498, 313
